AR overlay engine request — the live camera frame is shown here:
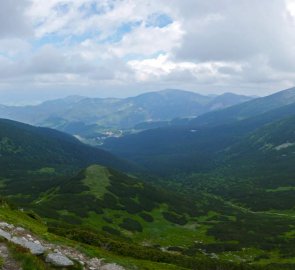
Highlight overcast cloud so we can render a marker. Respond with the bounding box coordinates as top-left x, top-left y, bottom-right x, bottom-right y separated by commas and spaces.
1, 0, 295, 104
